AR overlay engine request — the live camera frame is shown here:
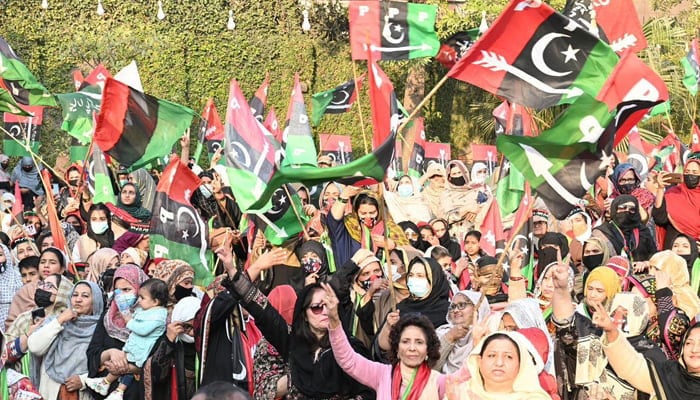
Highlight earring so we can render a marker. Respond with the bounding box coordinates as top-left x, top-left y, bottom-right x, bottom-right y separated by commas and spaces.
425, 356, 428, 361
